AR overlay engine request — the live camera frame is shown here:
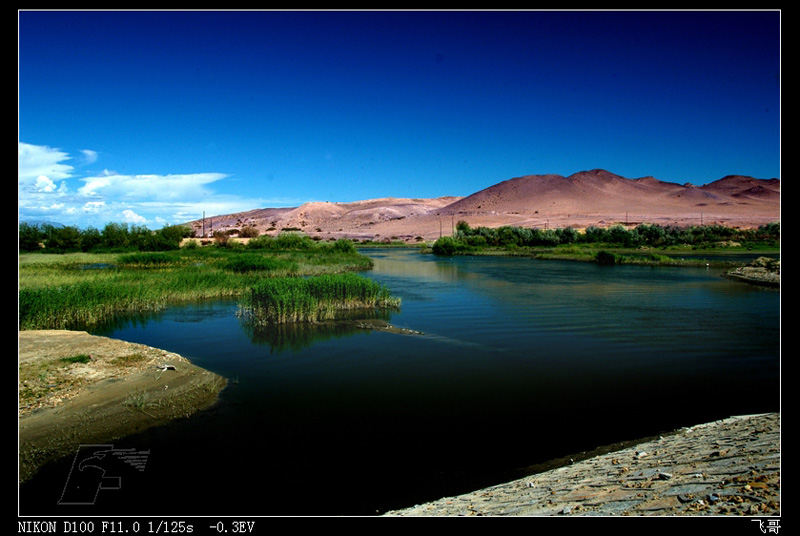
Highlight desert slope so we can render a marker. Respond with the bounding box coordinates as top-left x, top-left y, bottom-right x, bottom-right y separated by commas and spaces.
186, 169, 779, 242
